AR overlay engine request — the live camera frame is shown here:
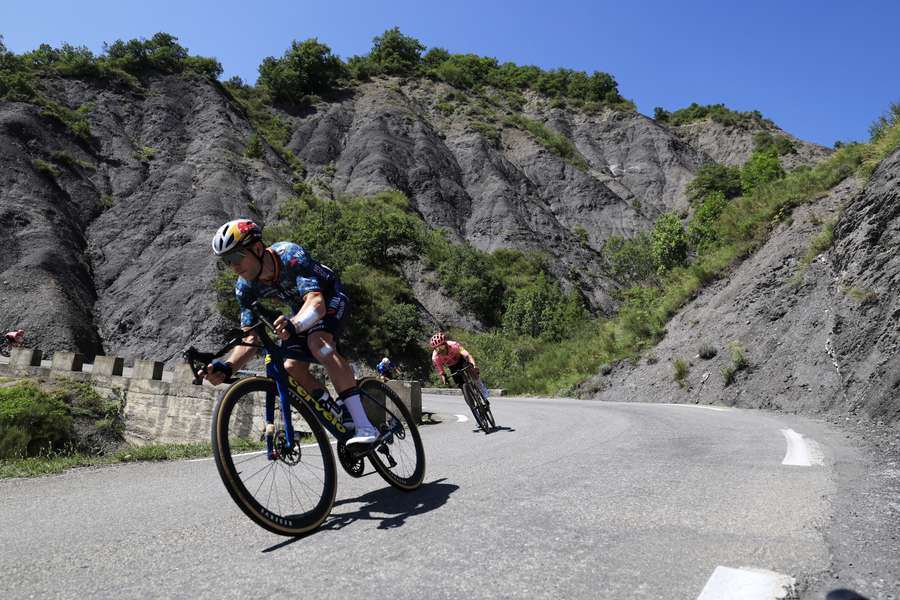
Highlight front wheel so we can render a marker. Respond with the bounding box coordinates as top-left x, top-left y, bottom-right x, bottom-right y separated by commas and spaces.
211, 376, 337, 536
357, 378, 426, 491
0, 342, 10, 358
463, 383, 490, 432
